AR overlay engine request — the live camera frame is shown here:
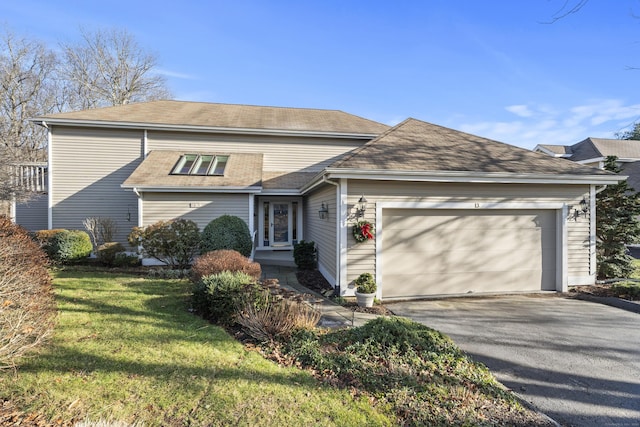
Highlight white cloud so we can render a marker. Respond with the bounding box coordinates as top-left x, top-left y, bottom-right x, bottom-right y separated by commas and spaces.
505, 105, 533, 118
154, 68, 197, 80
458, 99, 640, 149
